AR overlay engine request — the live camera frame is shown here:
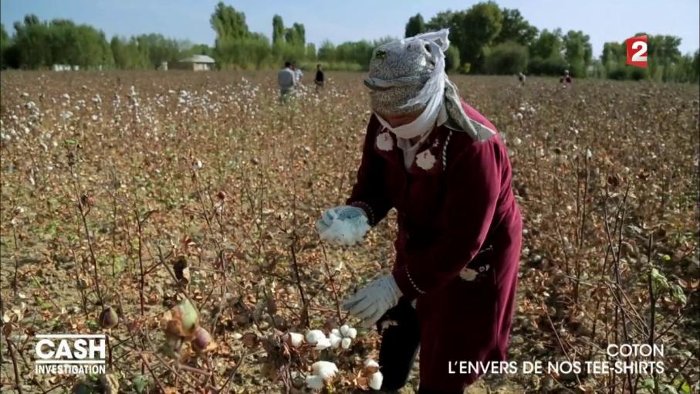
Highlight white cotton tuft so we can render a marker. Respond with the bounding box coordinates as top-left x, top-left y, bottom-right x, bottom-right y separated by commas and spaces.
317, 214, 369, 246
315, 337, 332, 350
311, 361, 339, 380
329, 332, 342, 348
306, 374, 324, 389
364, 359, 380, 369
305, 330, 326, 345
341, 337, 352, 349
331, 328, 340, 336
339, 324, 352, 337
347, 328, 357, 339
369, 371, 384, 390
284, 332, 304, 348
